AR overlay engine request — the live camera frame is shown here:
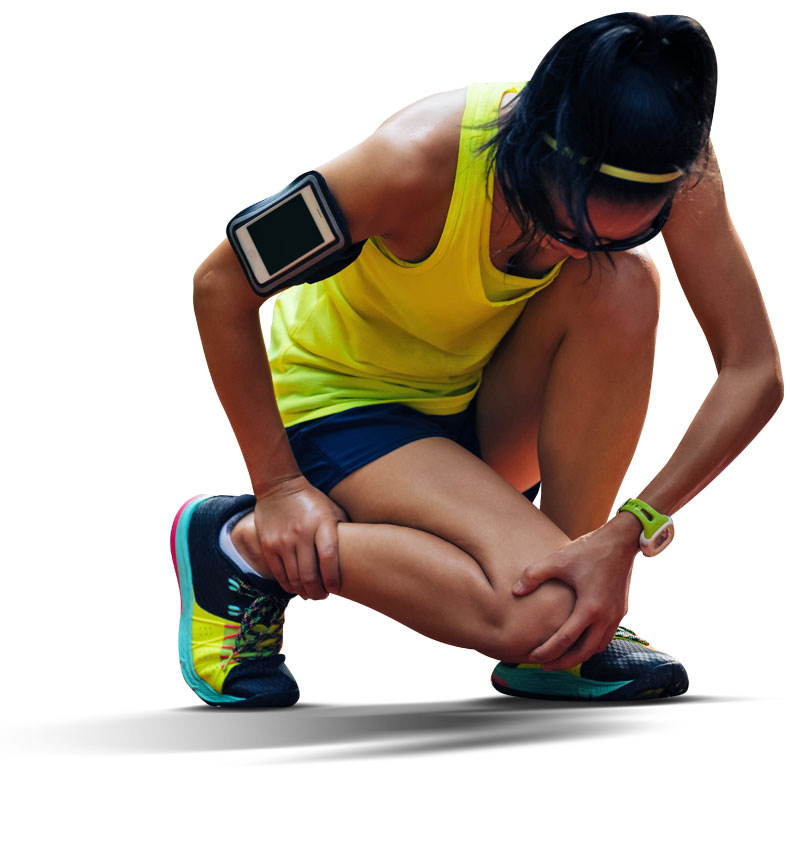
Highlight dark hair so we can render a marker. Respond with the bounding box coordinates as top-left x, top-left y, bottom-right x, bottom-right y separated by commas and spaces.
481, 13, 718, 251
